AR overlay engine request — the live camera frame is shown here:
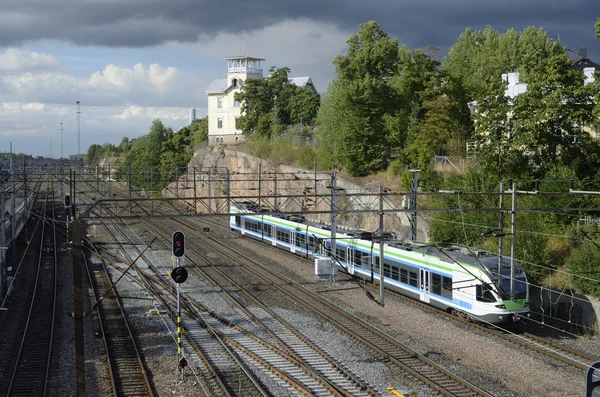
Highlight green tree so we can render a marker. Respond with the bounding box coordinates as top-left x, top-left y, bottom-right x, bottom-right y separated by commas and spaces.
317, 20, 399, 176
404, 95, 457, 182
235, 67, 318, 138
288, 85, 320, 125
471, 79, 531, 178
143, 119, 168, 170
444, 26, 563, 100
511, 54, 595, 173
189, 117, 208, 147
596, 18, 600, 37
86, 144, 102, 166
